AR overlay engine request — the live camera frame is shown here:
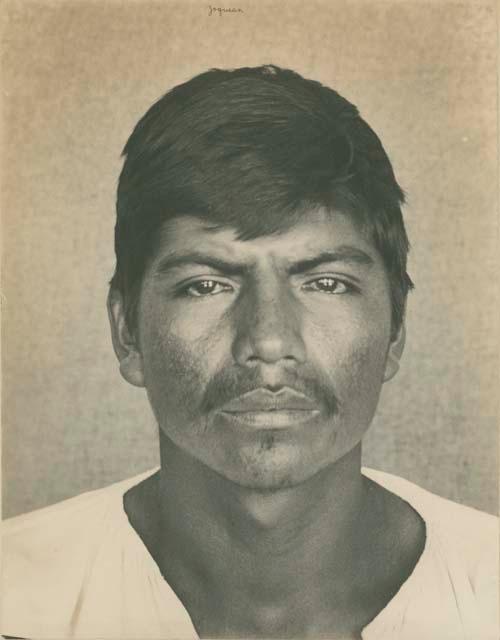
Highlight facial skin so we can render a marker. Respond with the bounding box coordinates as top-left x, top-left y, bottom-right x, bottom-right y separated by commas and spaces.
109, 208, 404, 491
